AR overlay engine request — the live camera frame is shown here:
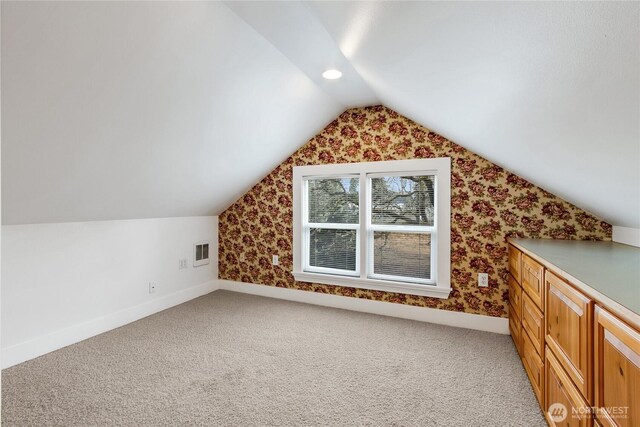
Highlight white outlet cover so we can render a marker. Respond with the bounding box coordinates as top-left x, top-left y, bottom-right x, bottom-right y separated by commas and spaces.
149, 282, 156, 293
478, 273, 489, 288
272, 255, 279, 265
